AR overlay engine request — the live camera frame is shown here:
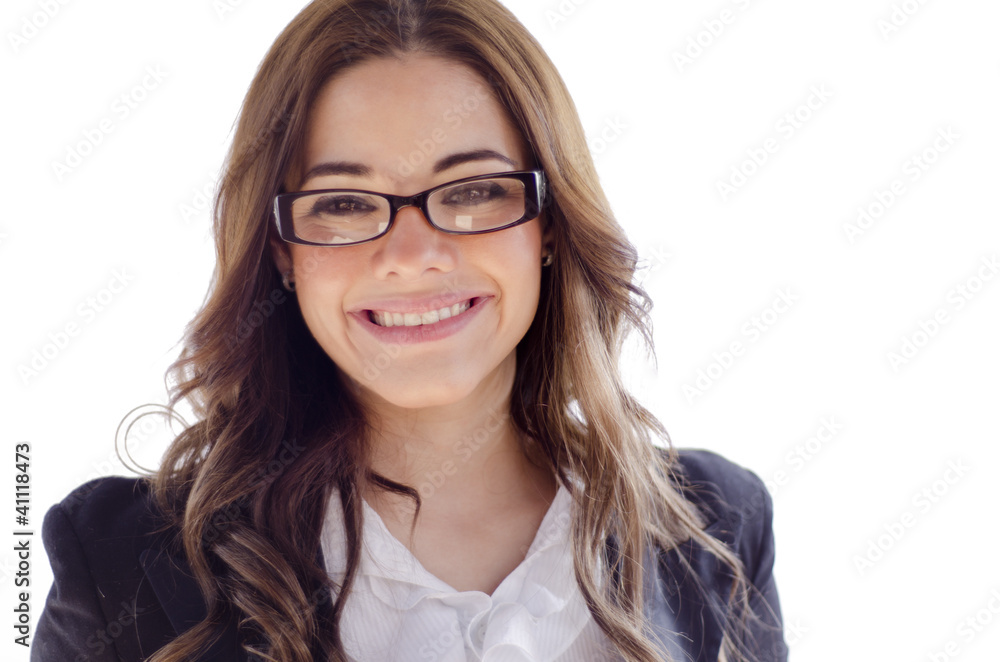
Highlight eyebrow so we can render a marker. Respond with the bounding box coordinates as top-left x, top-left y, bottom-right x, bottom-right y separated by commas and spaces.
301, 149, 516, 185
432, 149, 516, 173
301, 161, 373, 183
